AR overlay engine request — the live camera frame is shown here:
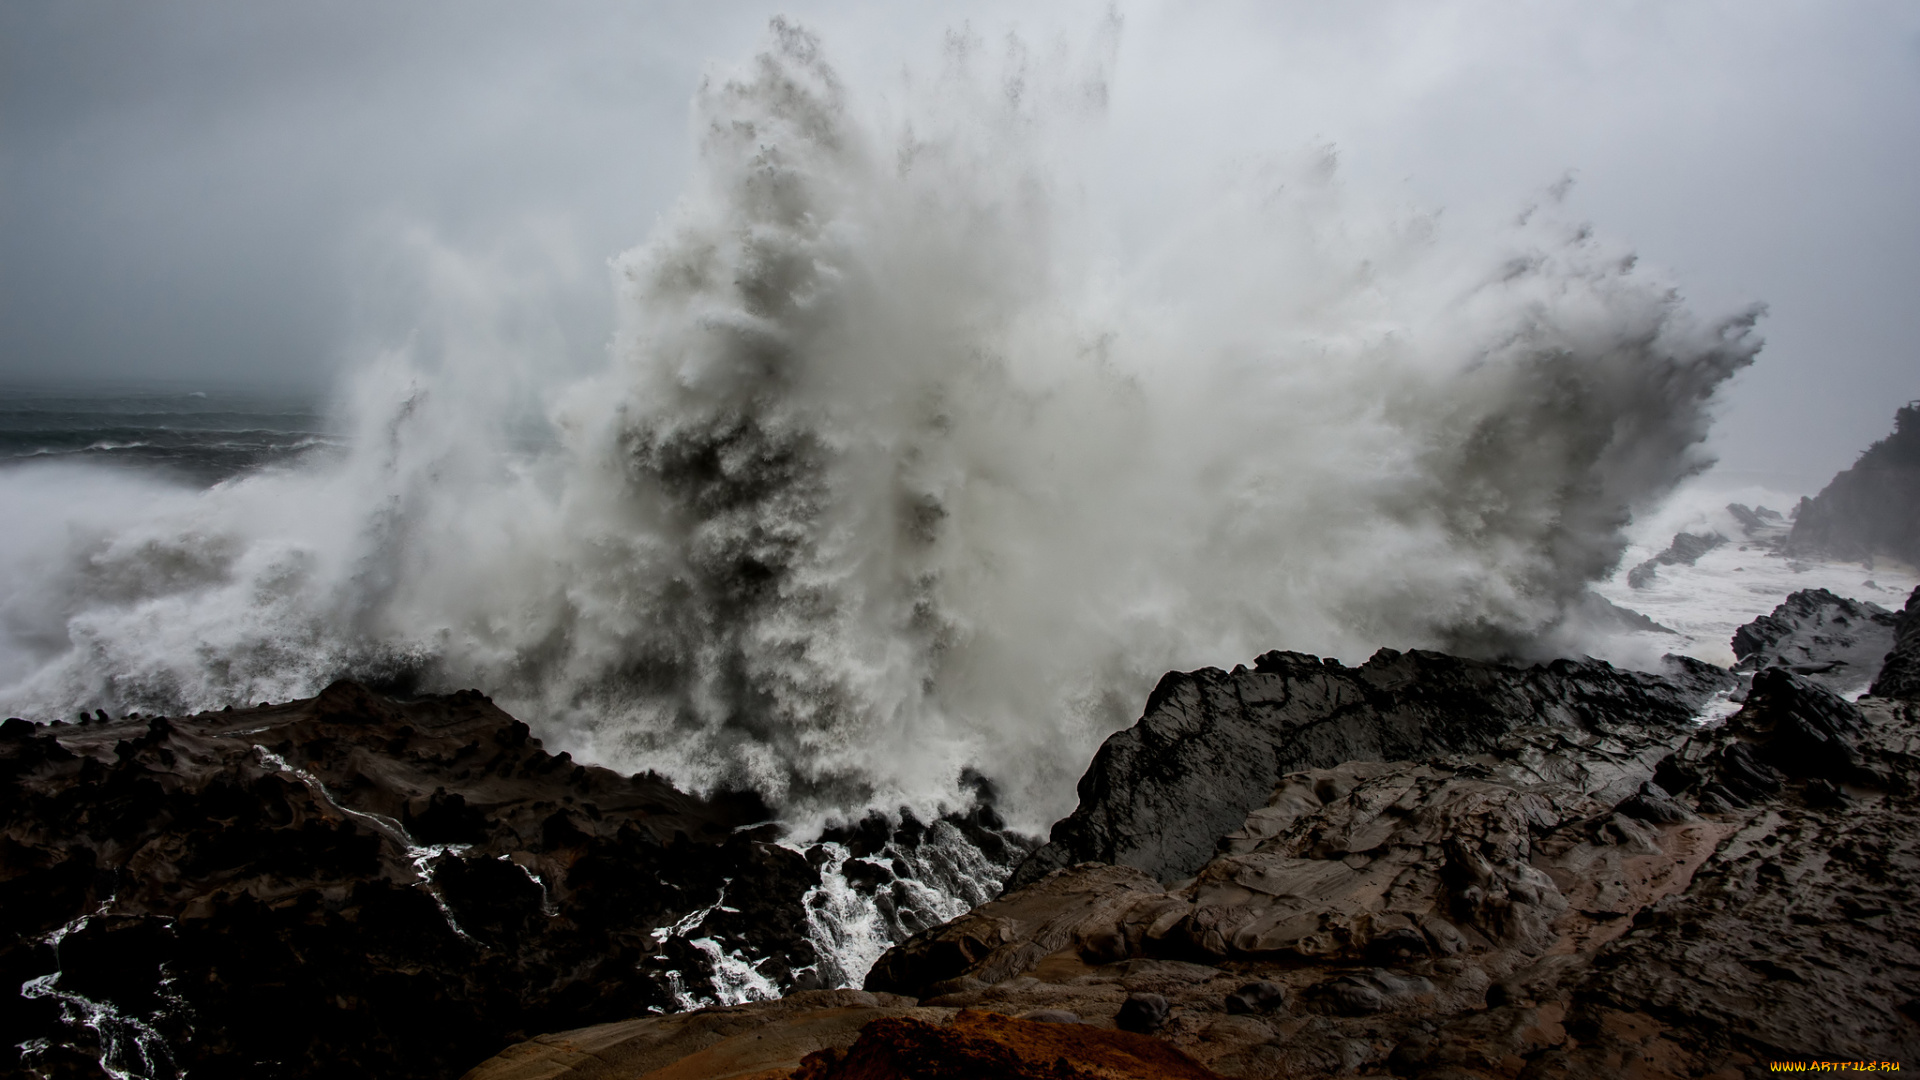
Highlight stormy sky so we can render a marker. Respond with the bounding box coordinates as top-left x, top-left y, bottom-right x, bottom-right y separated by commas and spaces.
2, 1, 1917, 486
